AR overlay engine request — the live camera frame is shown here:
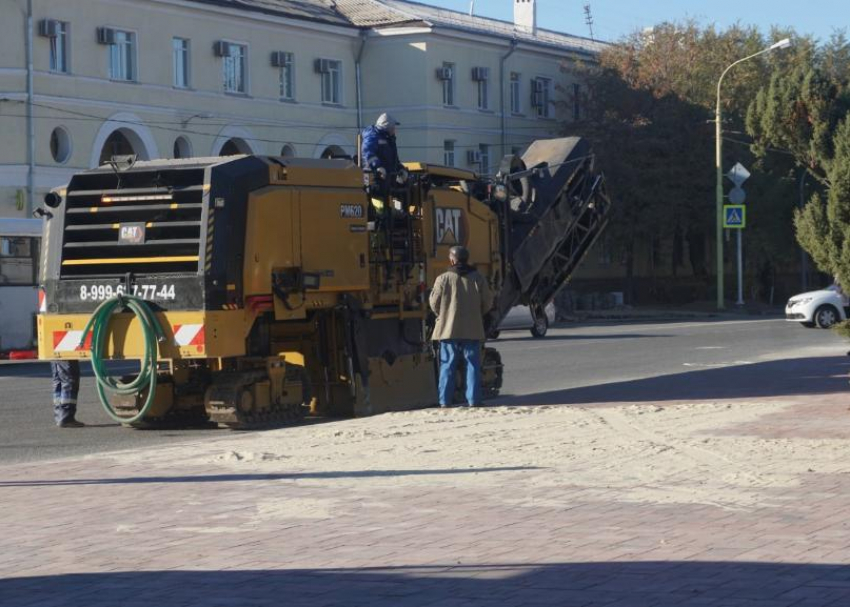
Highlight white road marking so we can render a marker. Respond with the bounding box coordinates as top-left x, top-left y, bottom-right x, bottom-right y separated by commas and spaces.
682, 361, 753, 368
695, 346, 726, 350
